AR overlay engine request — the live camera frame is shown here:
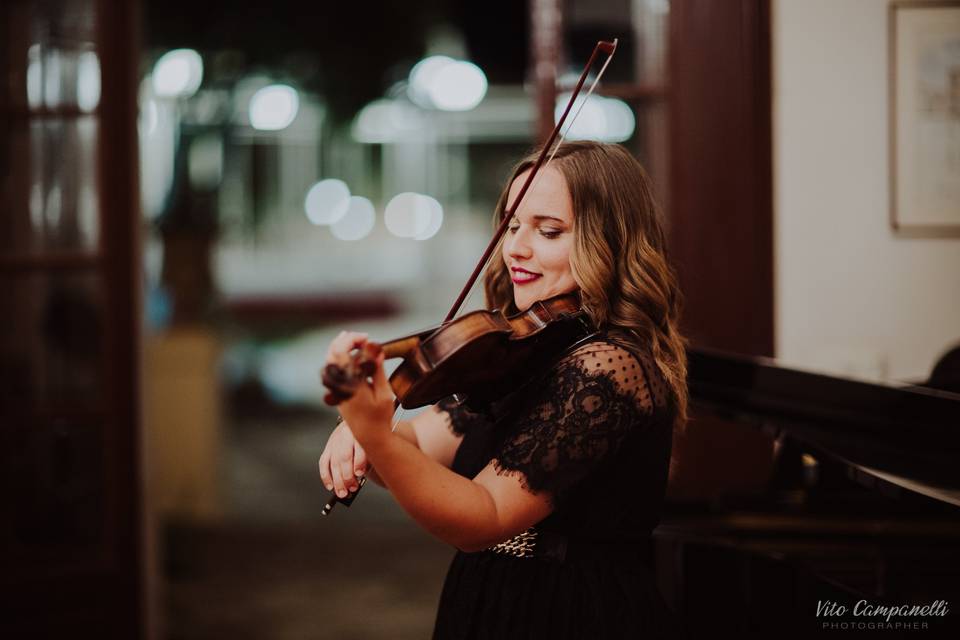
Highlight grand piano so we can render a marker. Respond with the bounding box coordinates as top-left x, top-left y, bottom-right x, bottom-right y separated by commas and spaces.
654, 348, 960, 637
